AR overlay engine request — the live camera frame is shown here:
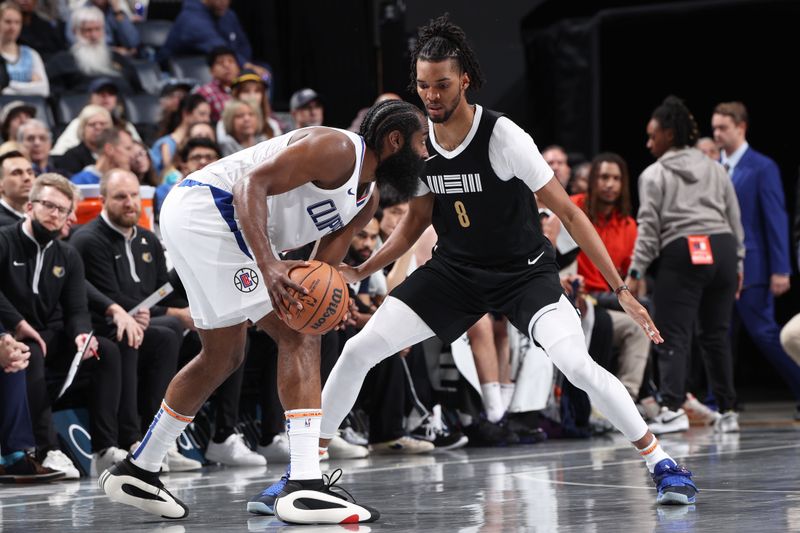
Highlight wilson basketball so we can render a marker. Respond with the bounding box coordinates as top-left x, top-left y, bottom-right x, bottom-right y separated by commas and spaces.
283, 260, 350, 335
